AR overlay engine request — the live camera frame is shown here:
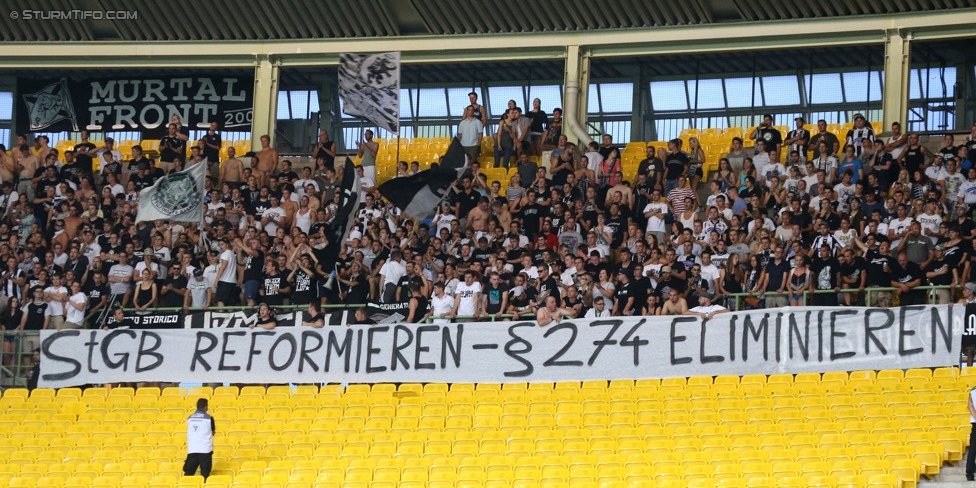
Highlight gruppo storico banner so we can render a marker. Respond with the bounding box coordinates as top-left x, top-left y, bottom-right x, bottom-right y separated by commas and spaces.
39, 305, 962, 387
